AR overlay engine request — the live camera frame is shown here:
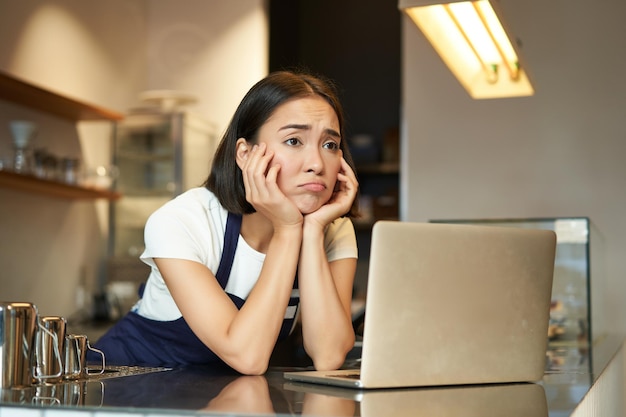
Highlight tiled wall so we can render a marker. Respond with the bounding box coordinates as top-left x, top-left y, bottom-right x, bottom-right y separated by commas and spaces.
570, 343, 625, 417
